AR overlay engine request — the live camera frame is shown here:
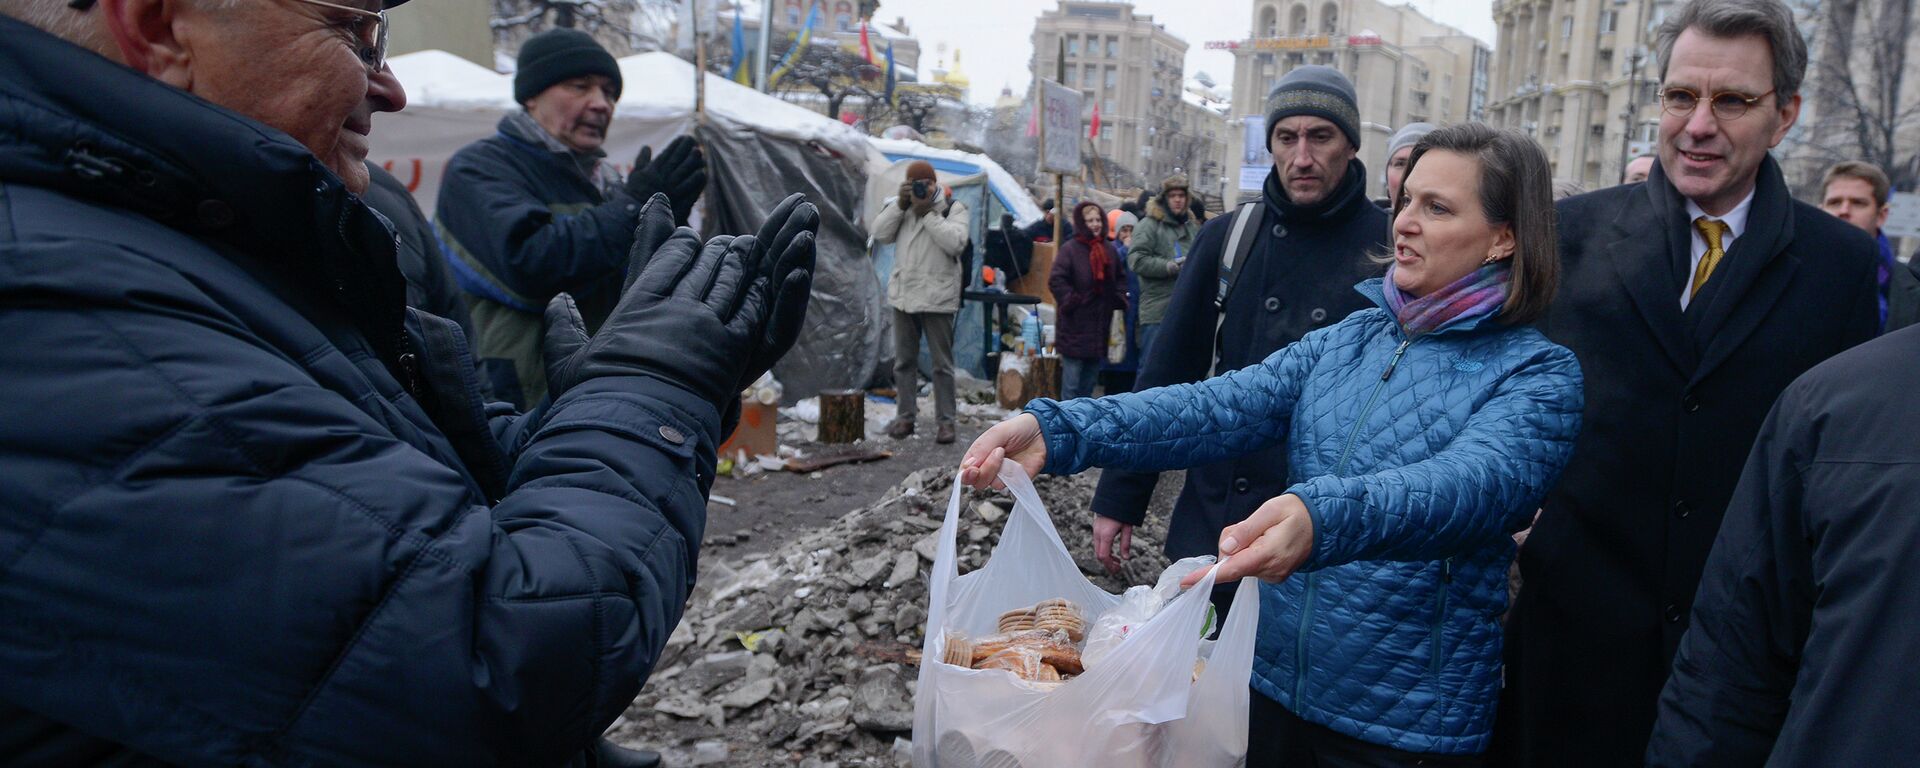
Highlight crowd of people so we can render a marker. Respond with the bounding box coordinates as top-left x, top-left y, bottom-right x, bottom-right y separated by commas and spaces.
1, 0, 1916, 764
